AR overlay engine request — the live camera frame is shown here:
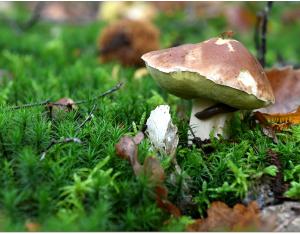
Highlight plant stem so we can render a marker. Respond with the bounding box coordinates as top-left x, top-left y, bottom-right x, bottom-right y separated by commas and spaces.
74, 82, 123, 104
40, 137, 82, 160
10, 82, 123, 110
257, 1, 273, 68
11, 99, 51, 110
